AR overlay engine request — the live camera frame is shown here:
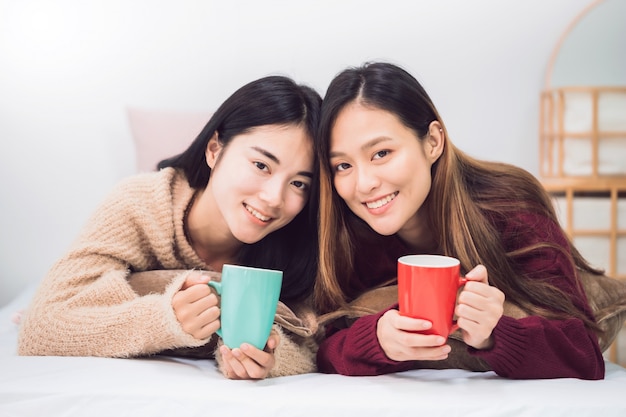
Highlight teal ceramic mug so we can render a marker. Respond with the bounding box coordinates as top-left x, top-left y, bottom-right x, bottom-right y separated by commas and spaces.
208, 264, 283, 349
